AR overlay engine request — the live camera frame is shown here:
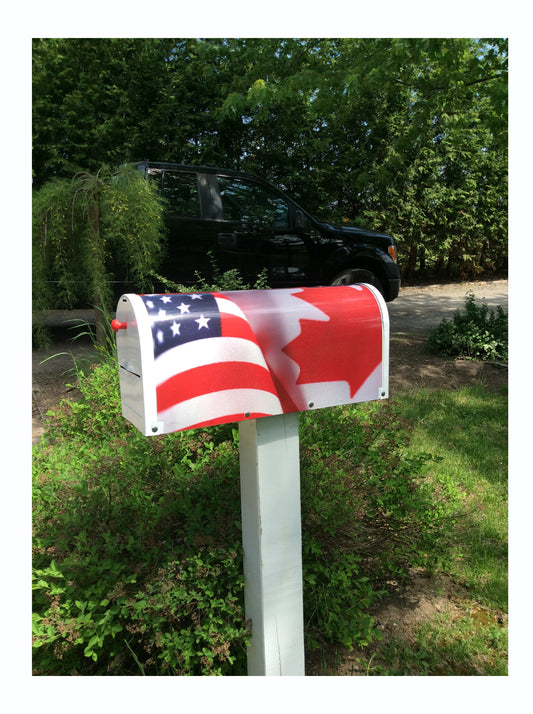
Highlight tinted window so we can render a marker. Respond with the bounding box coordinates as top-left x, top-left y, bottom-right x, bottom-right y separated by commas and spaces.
161, 171, 200, 217
217, 176, 289, 230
